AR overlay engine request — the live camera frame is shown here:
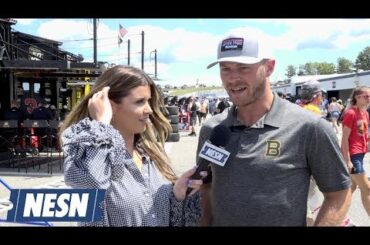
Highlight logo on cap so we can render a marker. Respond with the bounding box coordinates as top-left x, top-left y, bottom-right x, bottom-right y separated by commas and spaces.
221, 38, 244, 52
